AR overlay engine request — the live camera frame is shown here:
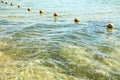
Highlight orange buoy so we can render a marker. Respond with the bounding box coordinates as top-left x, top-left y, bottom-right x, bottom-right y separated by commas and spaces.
53, 12, 58, 17
10, 3, 13, 6
74, 18, 79, 23
27, 8, 31, 11
107, 23, 114, 32
1, 1, 4, 3
39, 10, 43, 14
107, 23, 113, 29
53, 12, 58, 22
5, 2, 8, 4
18, 5, 20, 8
39, 10, 43, 16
